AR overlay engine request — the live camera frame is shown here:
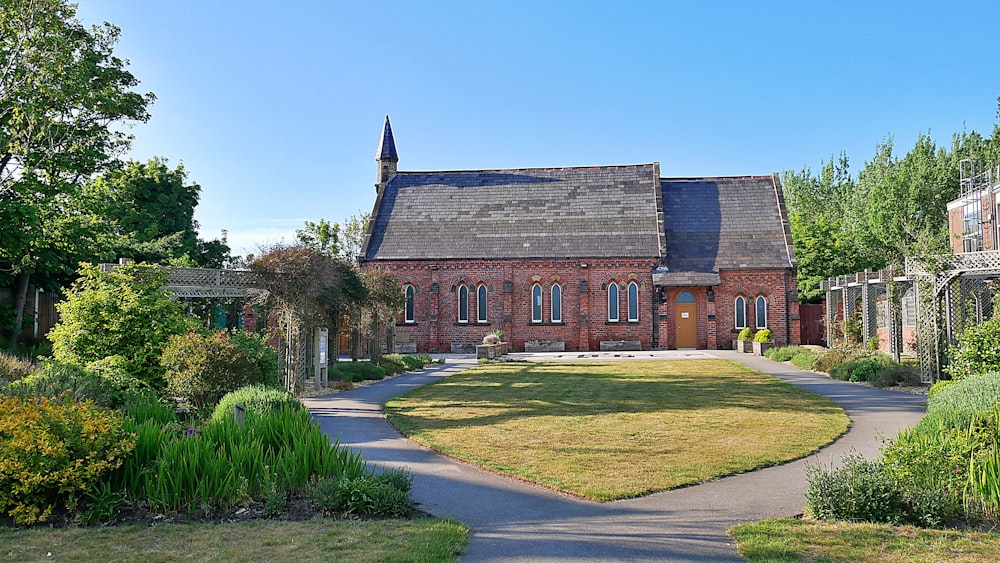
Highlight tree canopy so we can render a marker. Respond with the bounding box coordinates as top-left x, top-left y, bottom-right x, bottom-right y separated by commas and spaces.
785, 103, 1000, 302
